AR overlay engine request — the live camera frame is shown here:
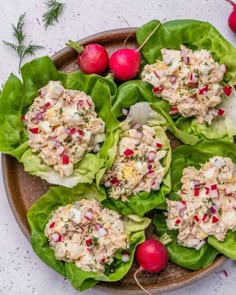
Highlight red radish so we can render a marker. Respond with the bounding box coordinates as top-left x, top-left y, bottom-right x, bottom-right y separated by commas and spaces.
223, 85, 232, 96
66, 40, 109, 74
109, 22, 163, 81
226, 0, 236, 33
134, 235, 170, 295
